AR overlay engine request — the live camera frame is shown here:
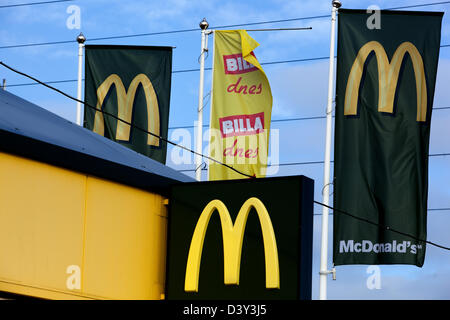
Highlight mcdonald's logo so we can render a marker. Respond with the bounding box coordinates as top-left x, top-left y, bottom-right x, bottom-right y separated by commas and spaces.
92, 73, 160, 146
184, 197, 279, 292
344, 41, 427, 122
